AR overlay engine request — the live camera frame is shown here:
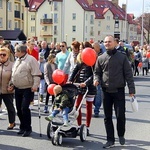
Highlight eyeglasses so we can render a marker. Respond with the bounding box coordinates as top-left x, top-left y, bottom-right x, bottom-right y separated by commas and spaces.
0, 53, 7, 57
60, 45, 65, 47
